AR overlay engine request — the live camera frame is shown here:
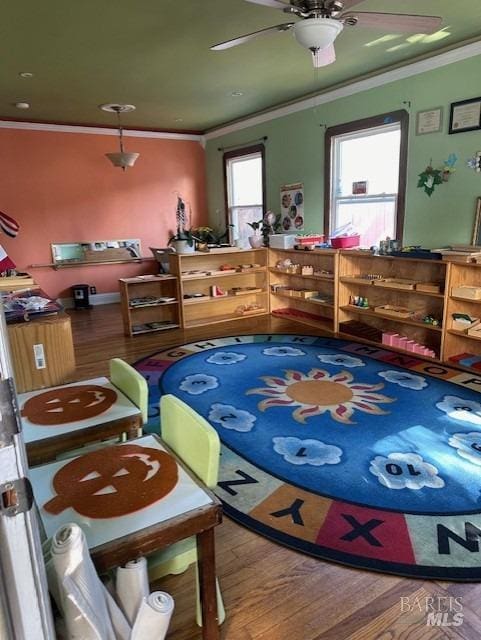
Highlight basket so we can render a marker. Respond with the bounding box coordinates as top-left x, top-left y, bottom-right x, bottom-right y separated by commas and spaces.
330, 235, 360, 249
